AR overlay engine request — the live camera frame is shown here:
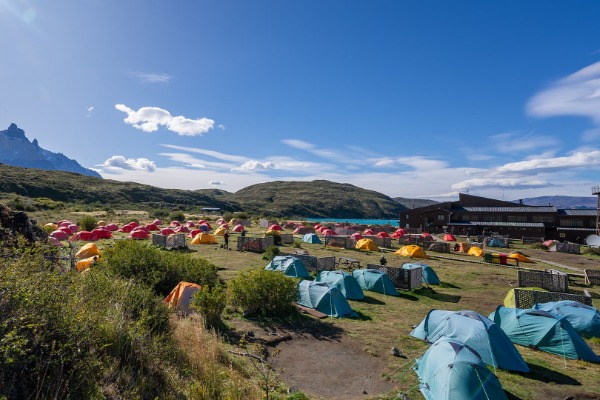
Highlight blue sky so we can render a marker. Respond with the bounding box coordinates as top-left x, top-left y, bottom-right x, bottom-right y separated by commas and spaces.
2, 1, 600, 200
